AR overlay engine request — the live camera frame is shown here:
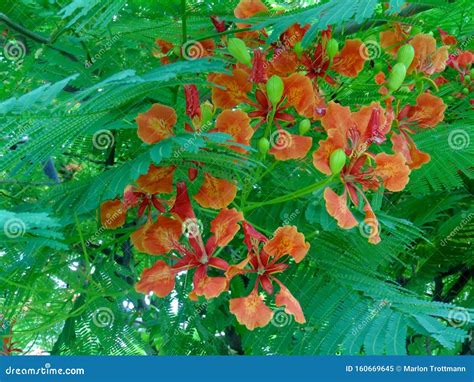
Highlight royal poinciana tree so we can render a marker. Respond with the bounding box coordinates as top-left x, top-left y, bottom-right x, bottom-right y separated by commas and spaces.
0, 0, 473, 356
